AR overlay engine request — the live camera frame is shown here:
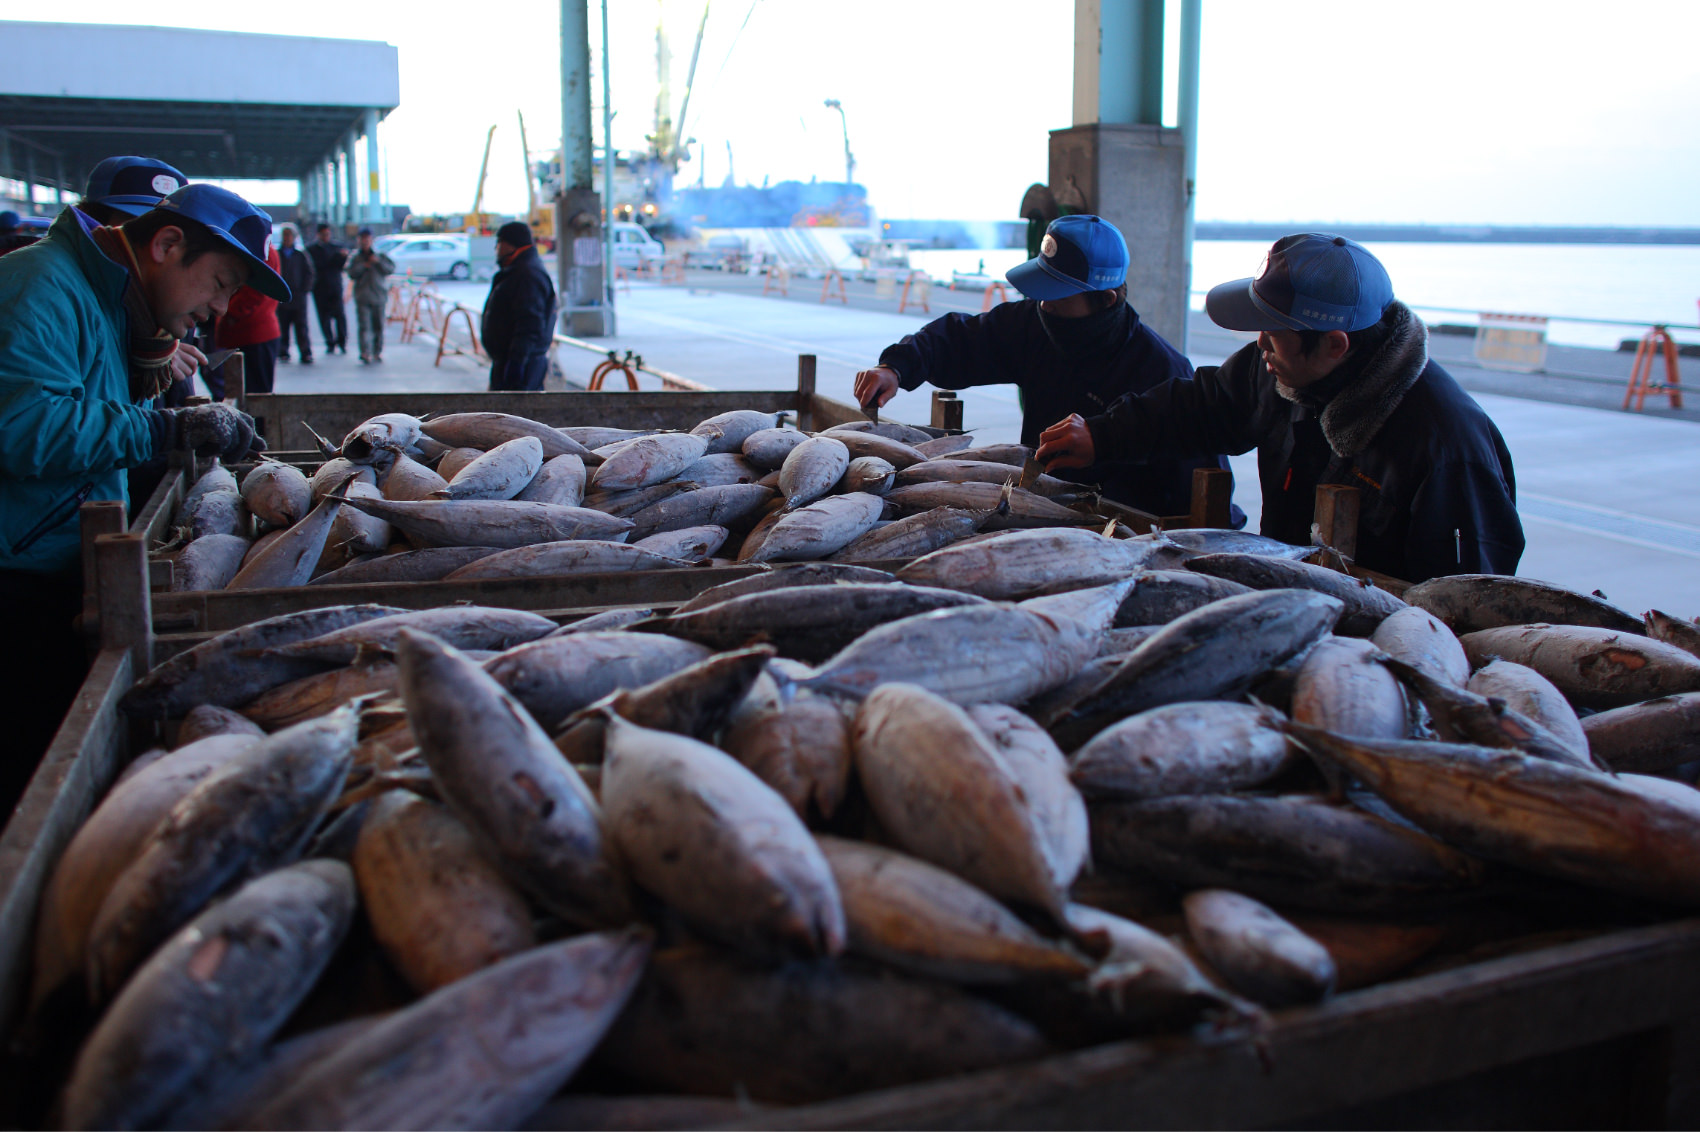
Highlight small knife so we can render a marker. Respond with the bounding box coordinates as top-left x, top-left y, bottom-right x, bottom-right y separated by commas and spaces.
861, 398, 880, 426
1019, 454, 1043, 489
